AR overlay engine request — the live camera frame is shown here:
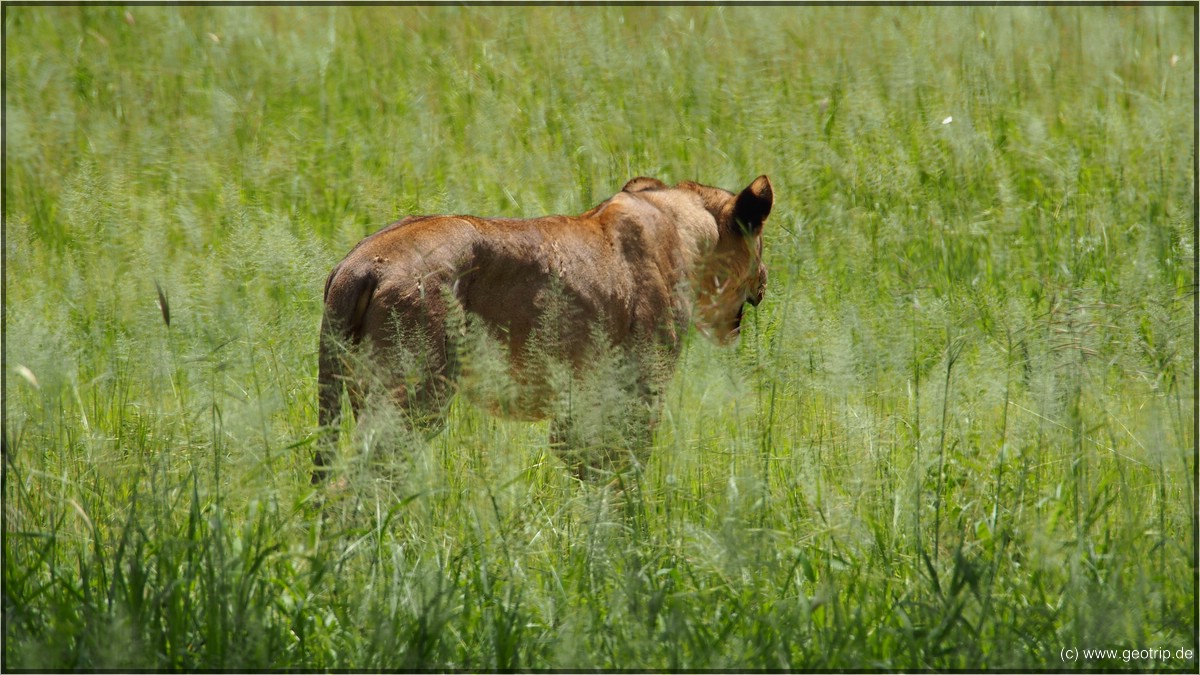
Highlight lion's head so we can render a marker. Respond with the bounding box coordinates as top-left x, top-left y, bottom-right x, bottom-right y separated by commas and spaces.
678, 176, 773, 344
